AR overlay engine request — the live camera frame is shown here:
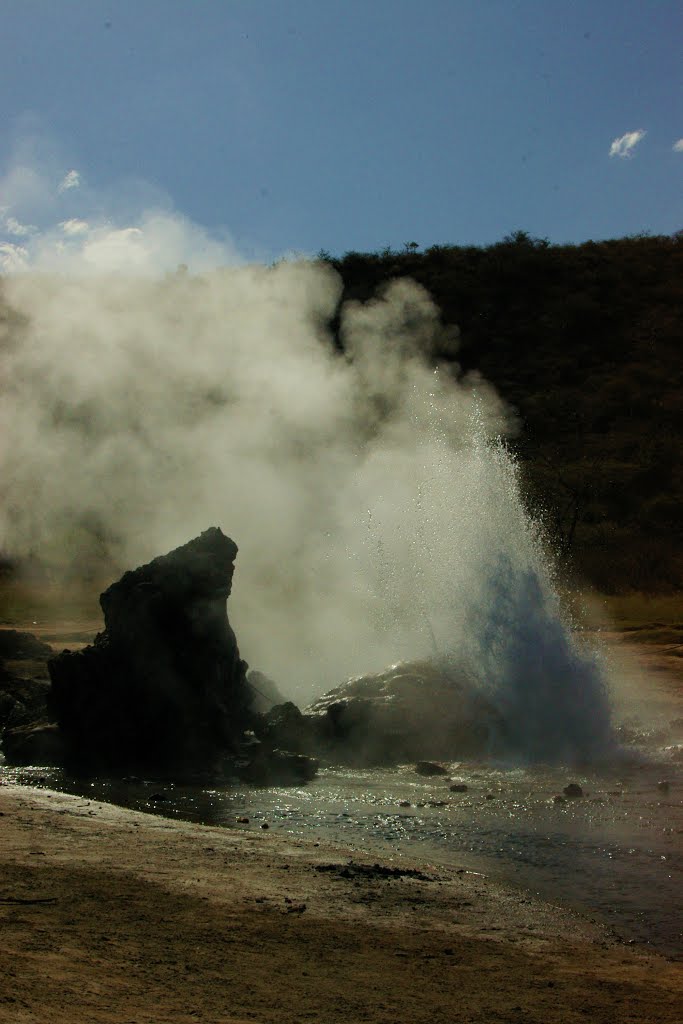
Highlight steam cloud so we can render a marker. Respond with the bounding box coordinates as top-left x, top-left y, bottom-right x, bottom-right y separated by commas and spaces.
1, 242, 526, 696
0, 148, 612, 763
